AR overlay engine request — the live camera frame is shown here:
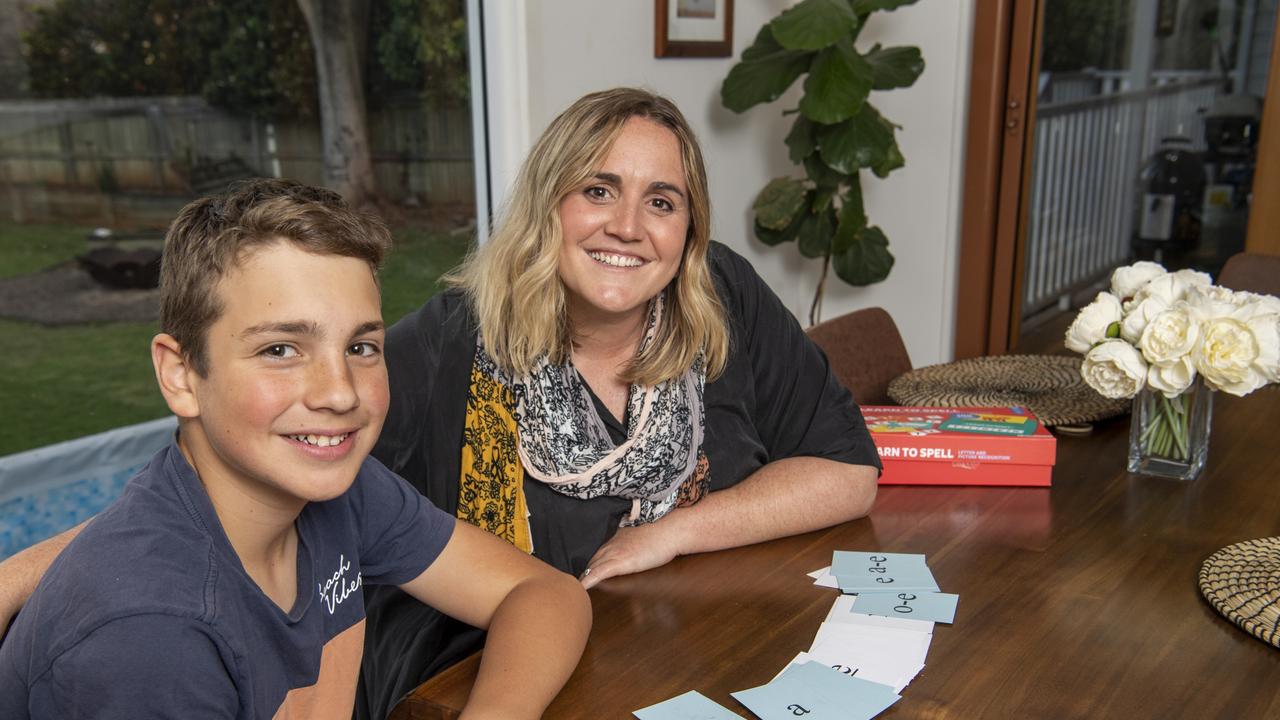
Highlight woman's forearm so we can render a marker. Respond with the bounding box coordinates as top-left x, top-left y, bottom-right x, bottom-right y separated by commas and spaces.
581, 457, 876, 588
0, 521, 87, 634
665, 456, 877, 555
